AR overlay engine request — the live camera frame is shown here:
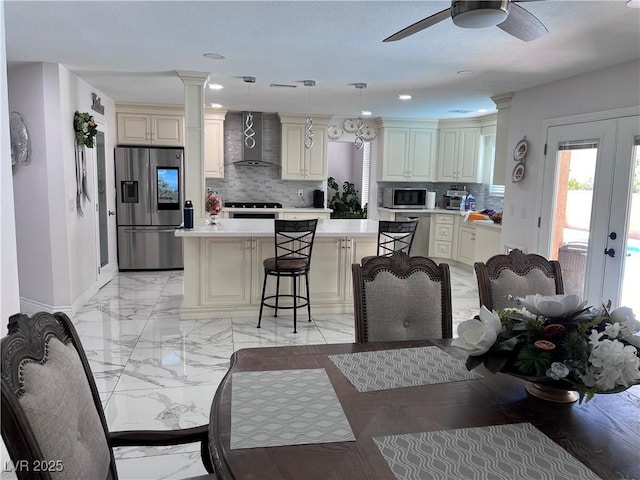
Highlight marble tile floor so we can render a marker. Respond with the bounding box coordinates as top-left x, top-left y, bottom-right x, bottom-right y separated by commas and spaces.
1, 265, 480, 480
